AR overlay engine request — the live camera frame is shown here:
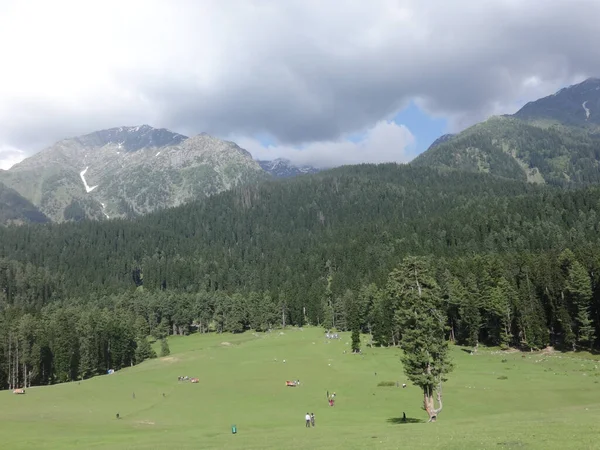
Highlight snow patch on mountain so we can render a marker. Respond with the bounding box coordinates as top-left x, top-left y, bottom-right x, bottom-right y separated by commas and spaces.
100, 202, 109, 219
79, 167, 98, 193
583, 101, 591, 119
